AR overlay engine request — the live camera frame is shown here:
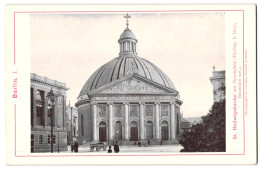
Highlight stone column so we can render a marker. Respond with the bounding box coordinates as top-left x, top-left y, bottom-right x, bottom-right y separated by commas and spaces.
44, 91, 48, 128
139, 102, 145, 140
92, 102, 97, 141
32, 88, 37, 127
124, 102, 129, 140
155, 102, 160, 140
170, 102, 176, 140
108, 102, 113, 141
